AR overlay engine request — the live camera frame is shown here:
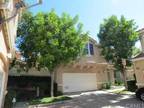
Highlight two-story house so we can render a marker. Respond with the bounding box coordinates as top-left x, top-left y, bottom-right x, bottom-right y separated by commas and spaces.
9, 37, 114, 97
55, 37, 114, 93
